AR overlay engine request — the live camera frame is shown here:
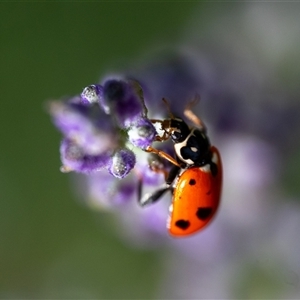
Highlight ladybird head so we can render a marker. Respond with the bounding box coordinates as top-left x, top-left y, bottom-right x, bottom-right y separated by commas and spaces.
168, 118, 191, 143
168, 118, 212, 167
